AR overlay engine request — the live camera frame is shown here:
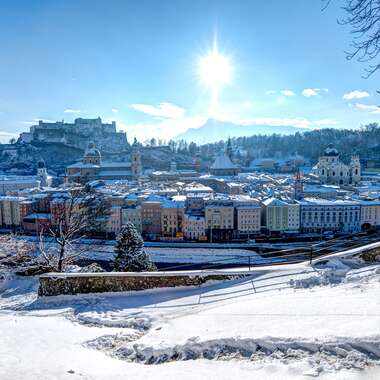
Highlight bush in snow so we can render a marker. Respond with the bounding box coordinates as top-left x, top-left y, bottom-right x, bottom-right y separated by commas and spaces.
0, 234, 51, 276
113, 222, 156, 272
79, 263, 105, 273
